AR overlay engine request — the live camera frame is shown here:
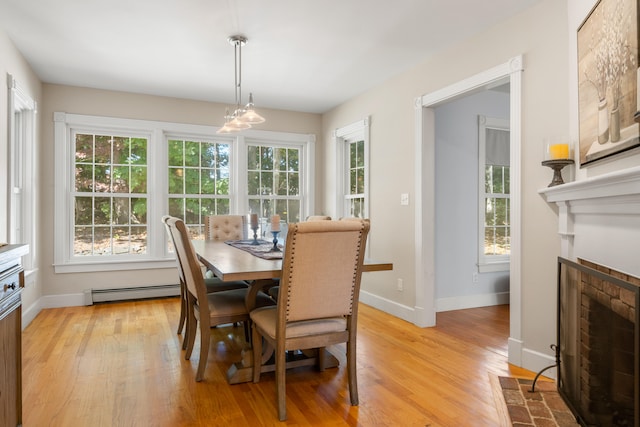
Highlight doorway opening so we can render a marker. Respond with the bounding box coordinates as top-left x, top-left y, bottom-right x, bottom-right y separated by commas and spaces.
413, 55, 524, 366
